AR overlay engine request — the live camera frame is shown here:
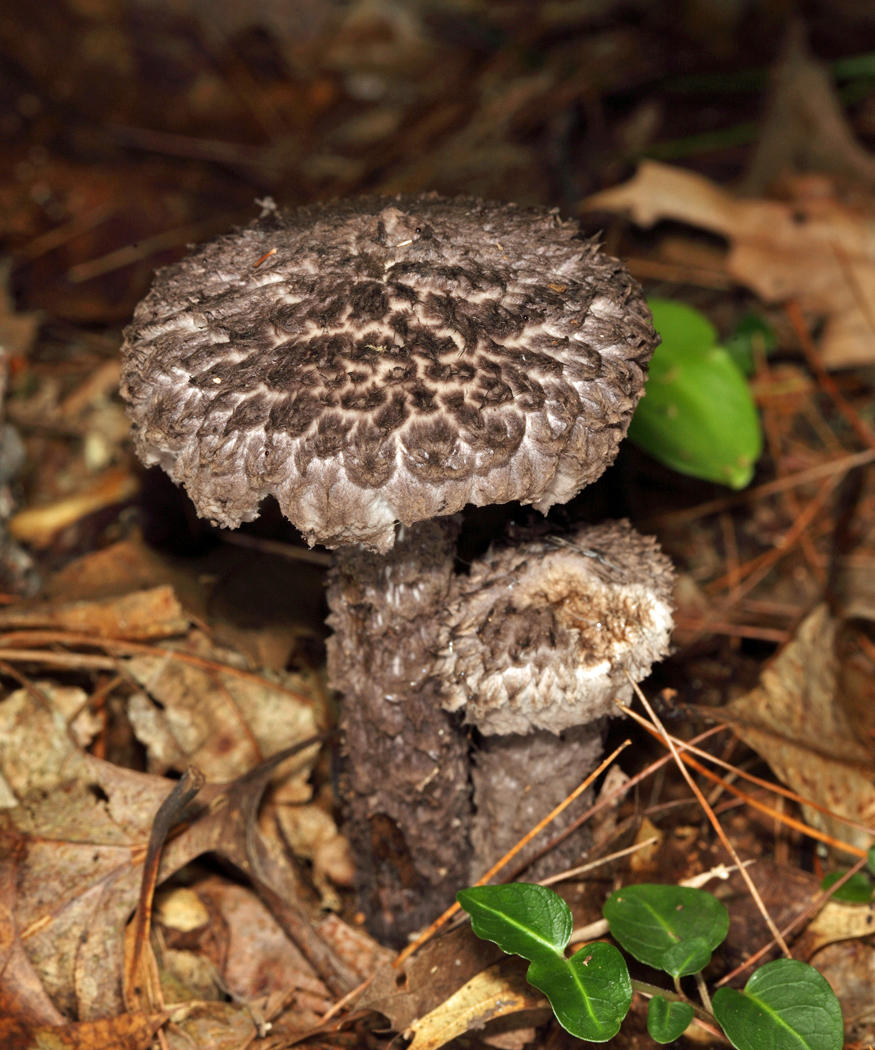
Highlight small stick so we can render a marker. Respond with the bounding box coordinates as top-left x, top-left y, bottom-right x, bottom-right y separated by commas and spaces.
623, 674, 792, 957
646, 446, 875, 527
